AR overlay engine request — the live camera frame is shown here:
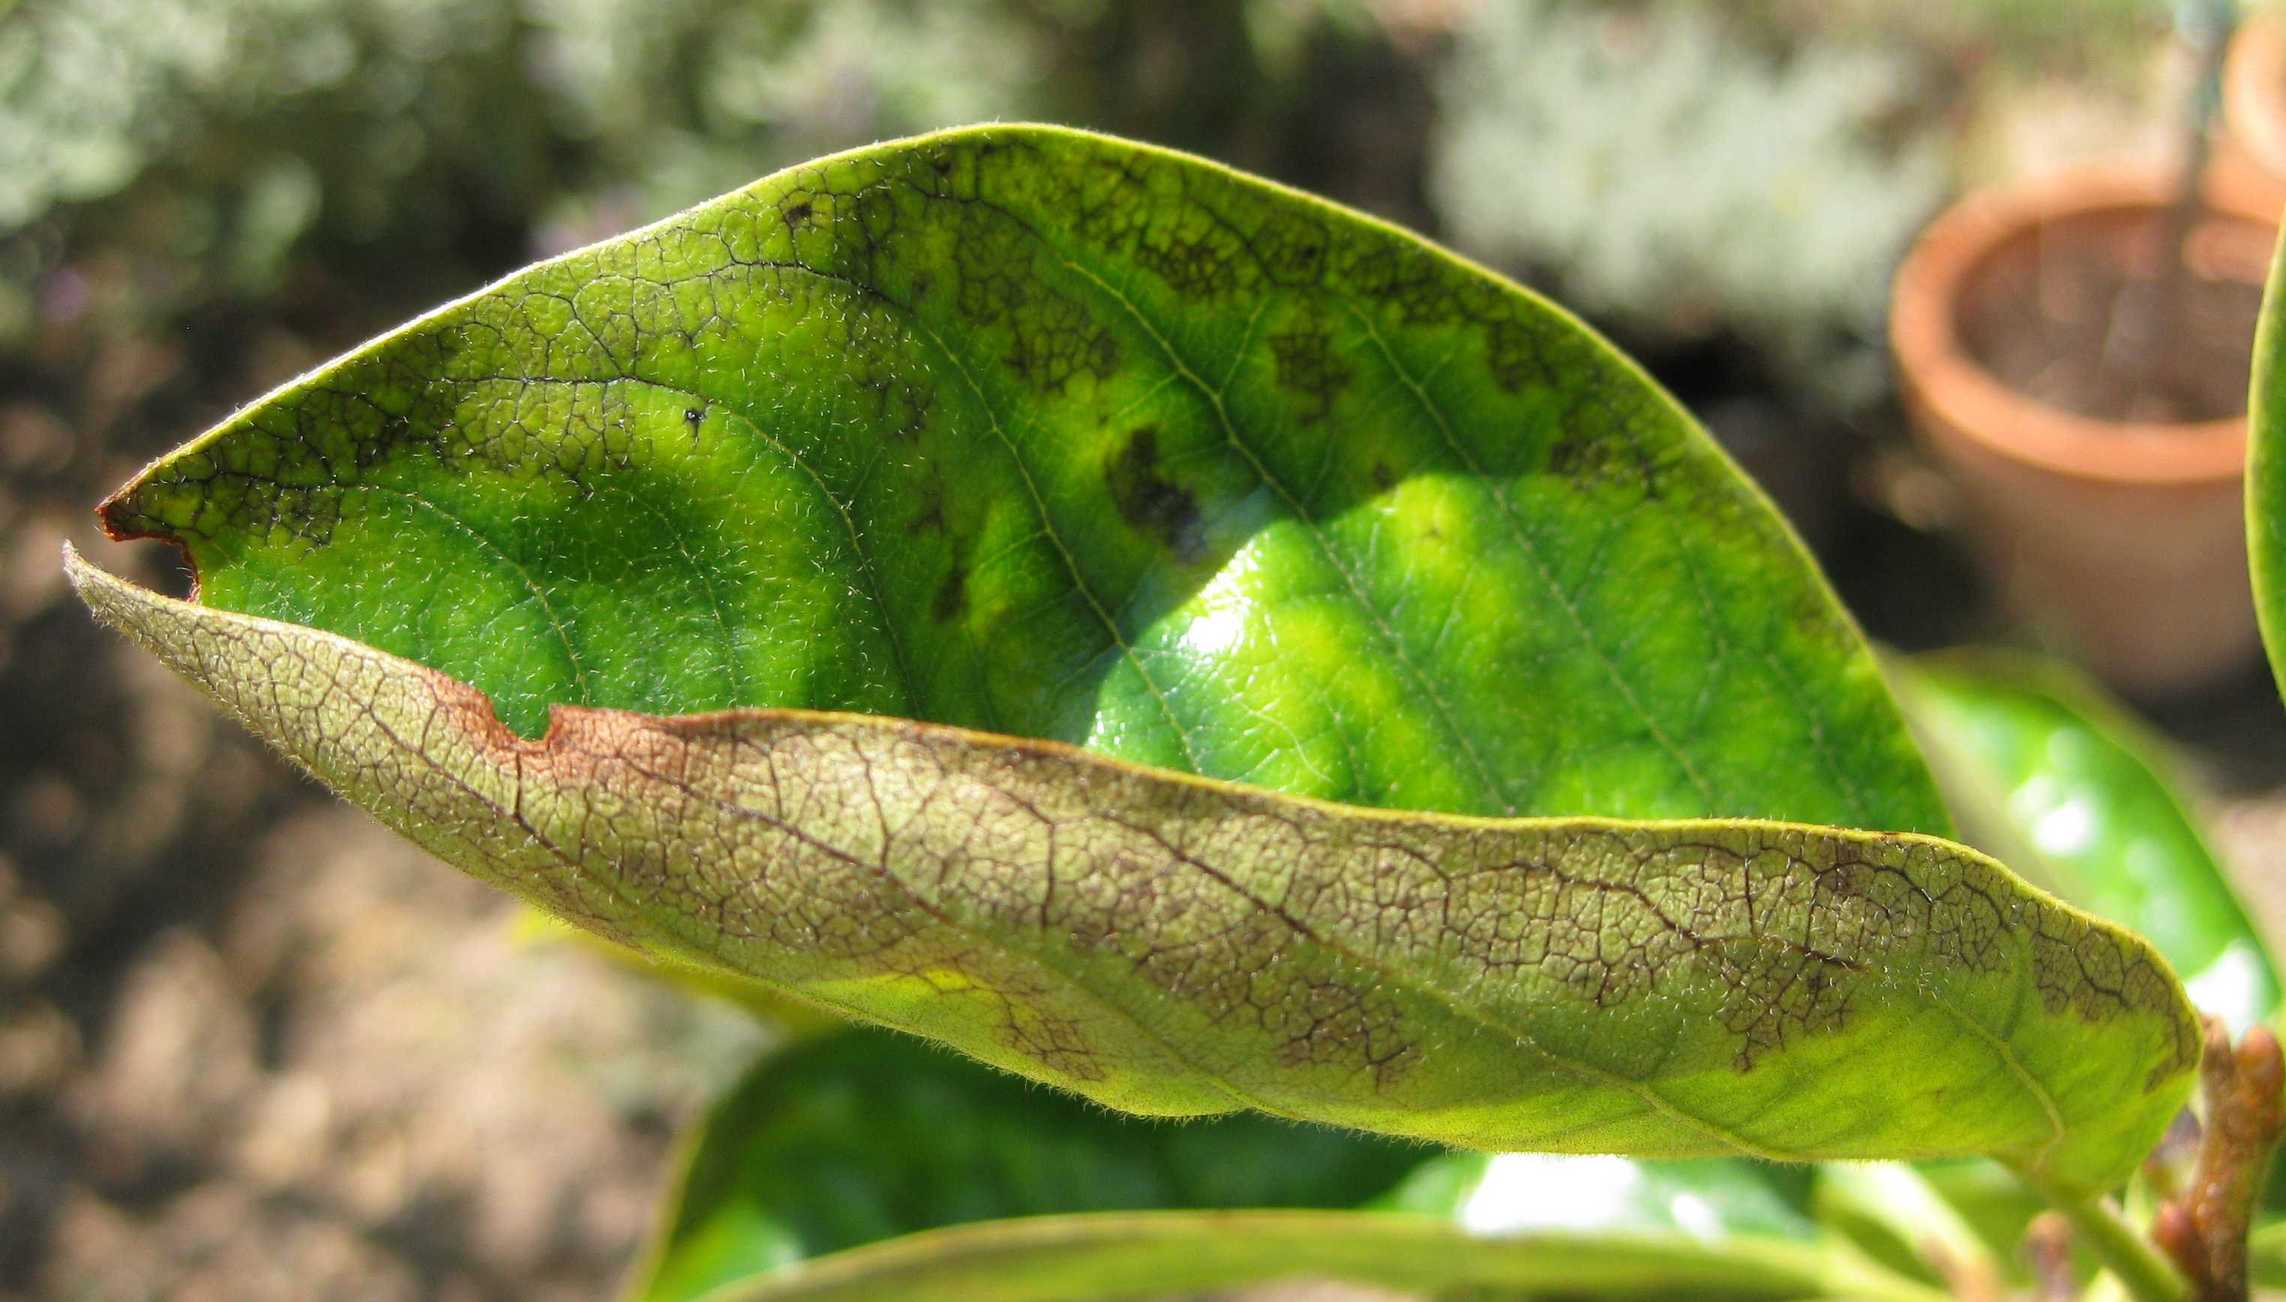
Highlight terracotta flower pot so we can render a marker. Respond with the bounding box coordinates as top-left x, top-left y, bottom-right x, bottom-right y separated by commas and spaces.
1890, 164, 2275, 696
